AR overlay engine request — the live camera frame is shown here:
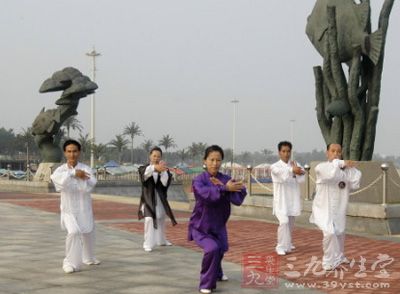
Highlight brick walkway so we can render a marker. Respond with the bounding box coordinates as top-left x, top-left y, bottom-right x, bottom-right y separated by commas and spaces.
1, 192, 400, 293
